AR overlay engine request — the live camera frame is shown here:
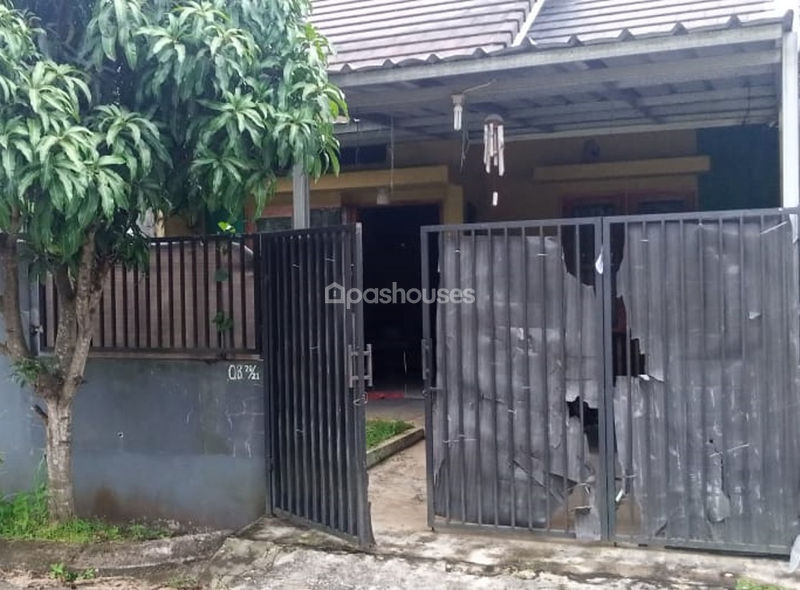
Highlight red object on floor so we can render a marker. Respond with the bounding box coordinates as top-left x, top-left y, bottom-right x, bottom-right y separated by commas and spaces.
367, 390, 406, 400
